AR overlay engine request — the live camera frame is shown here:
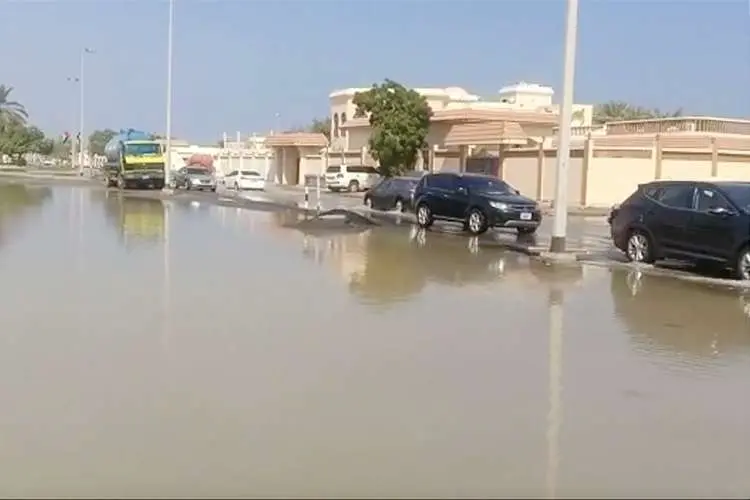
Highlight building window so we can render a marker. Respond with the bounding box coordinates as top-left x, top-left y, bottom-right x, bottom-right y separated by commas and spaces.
333, 113, 340, 138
